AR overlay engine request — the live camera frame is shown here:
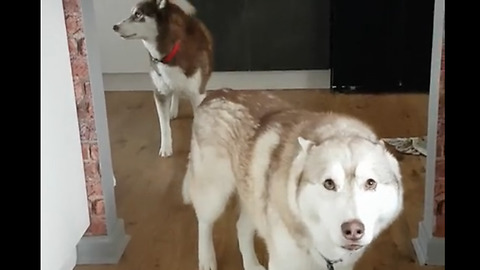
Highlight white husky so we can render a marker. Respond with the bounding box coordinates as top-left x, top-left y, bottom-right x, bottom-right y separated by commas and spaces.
182, 89, 404, 270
